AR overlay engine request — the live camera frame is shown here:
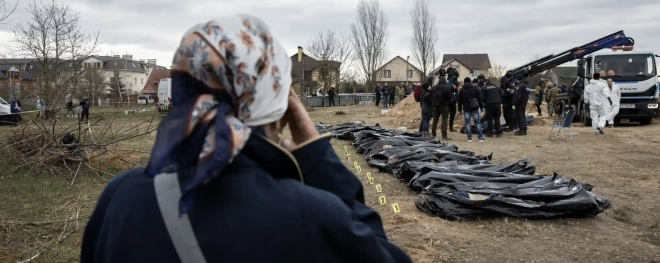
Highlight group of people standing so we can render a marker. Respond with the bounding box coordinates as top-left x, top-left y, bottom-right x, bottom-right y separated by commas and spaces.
374, 84, 408, 108
533, 77, 566, 117
418, 74, 532, 142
